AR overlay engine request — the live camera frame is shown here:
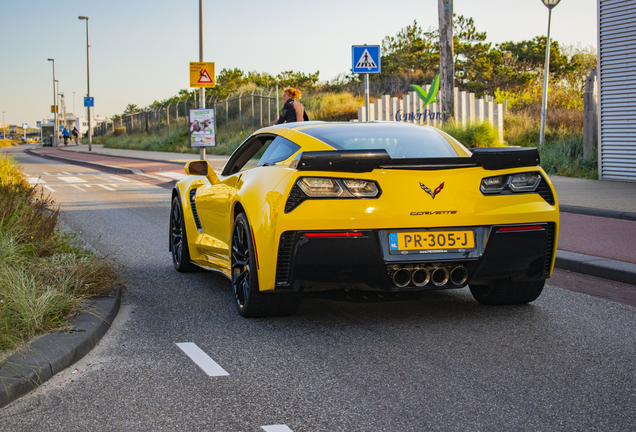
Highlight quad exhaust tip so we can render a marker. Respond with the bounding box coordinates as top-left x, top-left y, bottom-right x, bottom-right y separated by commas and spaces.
431, 267, 450, 286
389, 264, 468, 287
450, 265, 468, 285
392, 268, 412, 288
